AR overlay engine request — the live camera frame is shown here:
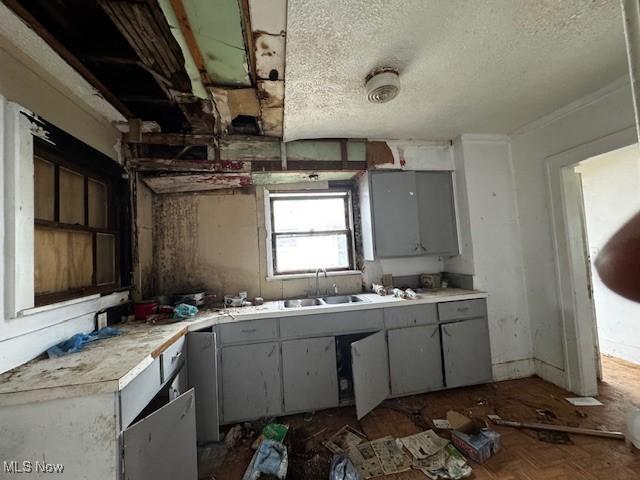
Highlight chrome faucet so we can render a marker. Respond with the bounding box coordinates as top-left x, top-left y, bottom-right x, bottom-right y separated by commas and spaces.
315, 267, 327, 297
